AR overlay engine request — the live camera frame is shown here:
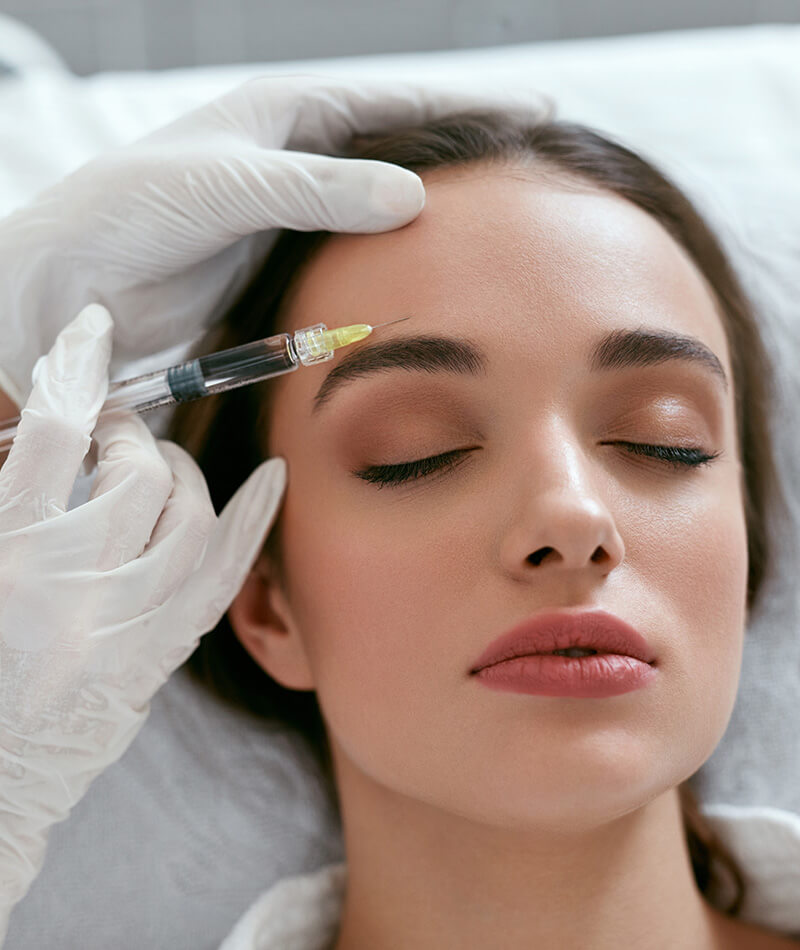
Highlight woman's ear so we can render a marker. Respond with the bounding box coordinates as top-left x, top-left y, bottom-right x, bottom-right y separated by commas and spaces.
227, 557, 316, 691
